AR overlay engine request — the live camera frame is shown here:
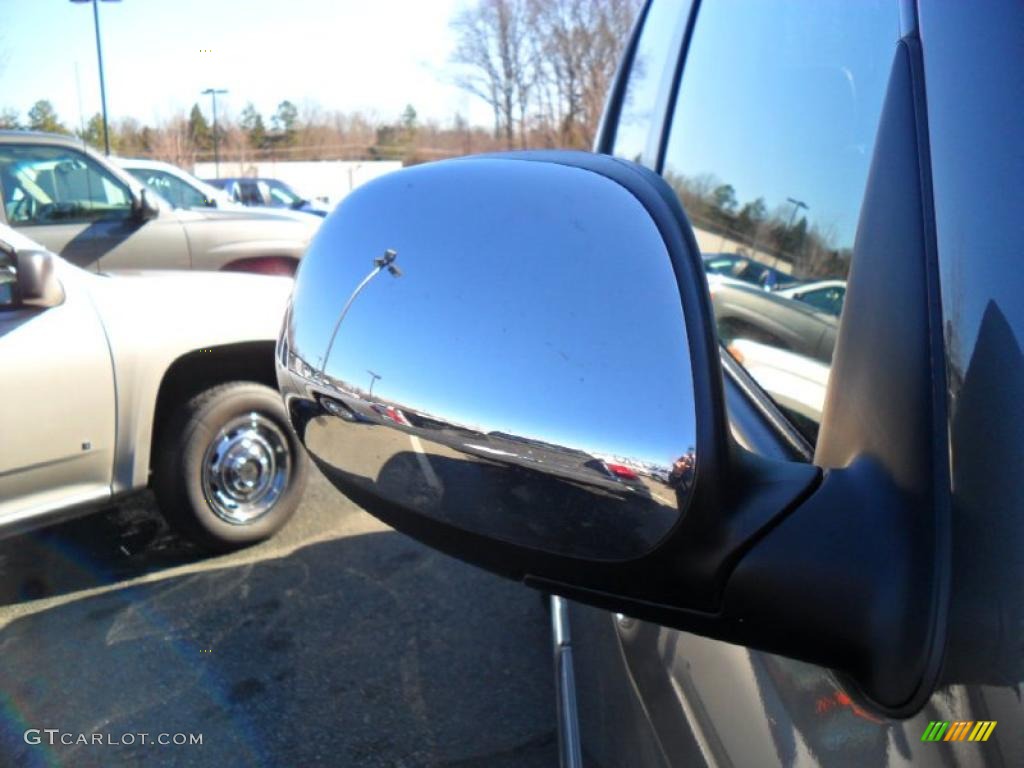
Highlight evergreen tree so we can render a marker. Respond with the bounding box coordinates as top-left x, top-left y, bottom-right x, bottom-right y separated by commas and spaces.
272, 100, 298, 145
188, 104, 212, 150
78, 113, 107, 149
240, 102, 266, 149
27, 100, 67, 134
